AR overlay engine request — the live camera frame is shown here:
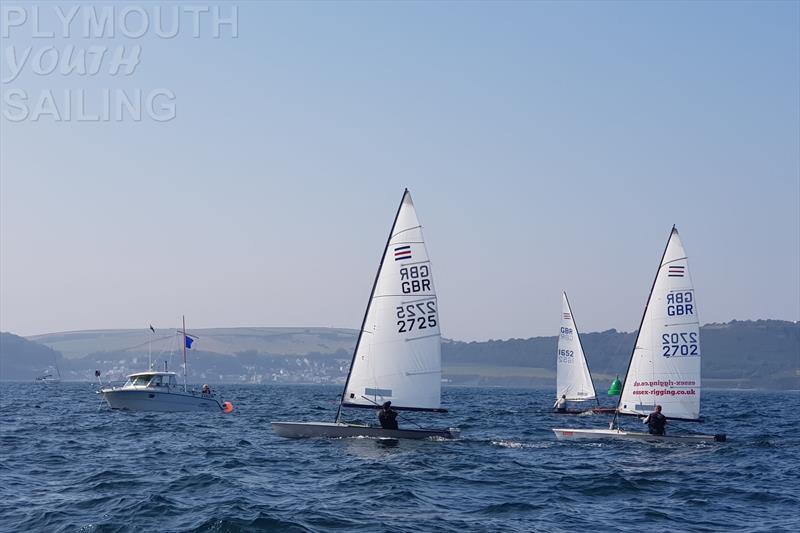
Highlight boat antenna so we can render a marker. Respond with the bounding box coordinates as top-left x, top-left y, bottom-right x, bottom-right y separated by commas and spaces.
611, 226, 676, 430
182, 315, 187, 392
335, 189, 409, 423
148, 325, 152, 370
